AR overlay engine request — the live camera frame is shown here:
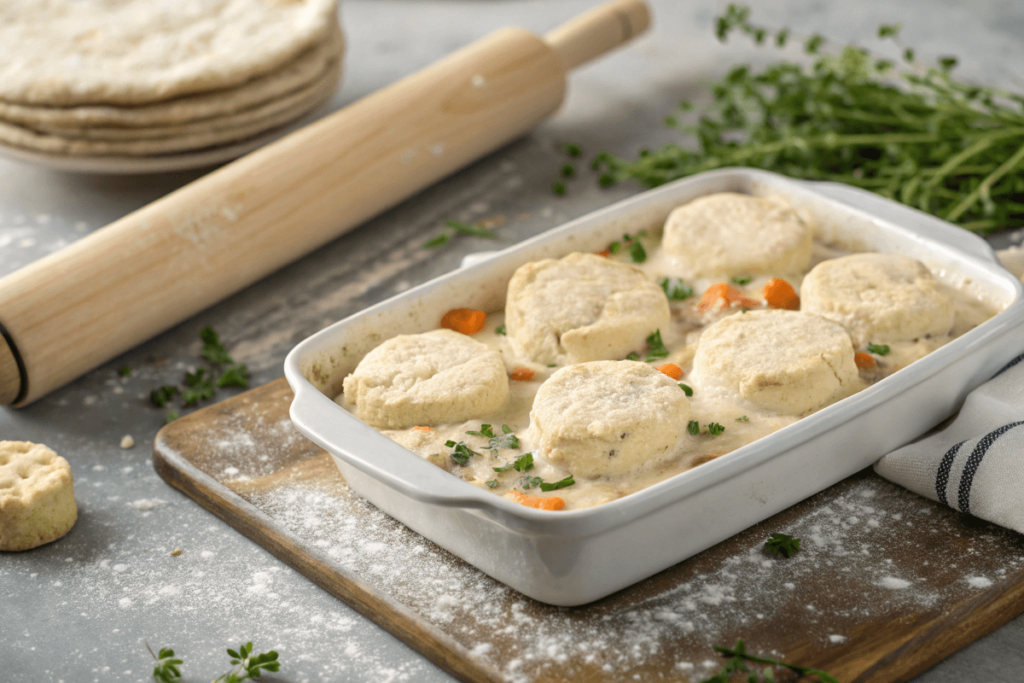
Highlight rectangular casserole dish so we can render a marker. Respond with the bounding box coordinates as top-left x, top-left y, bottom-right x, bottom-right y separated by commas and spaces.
284, 168, 1024, 606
